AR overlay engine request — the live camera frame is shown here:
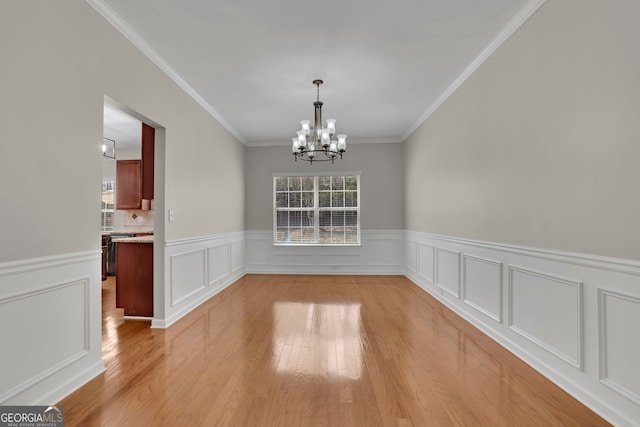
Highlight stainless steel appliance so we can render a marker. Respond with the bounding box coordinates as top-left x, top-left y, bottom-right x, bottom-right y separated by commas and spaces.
107, 234, 135, 275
